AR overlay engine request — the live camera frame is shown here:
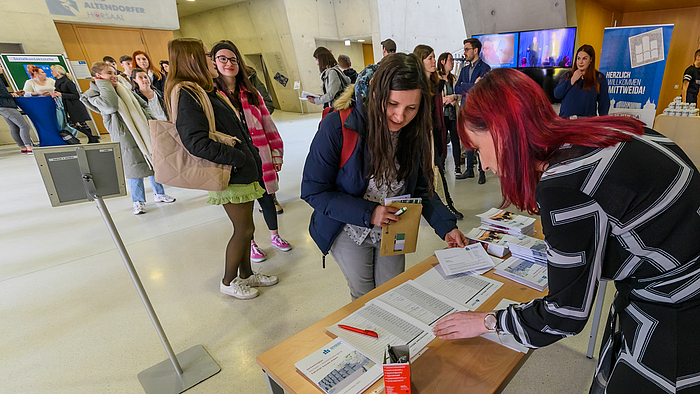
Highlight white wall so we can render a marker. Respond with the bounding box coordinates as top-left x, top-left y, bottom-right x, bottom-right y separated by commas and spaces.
459, 0, 568, 36
377, 0, 468, 56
